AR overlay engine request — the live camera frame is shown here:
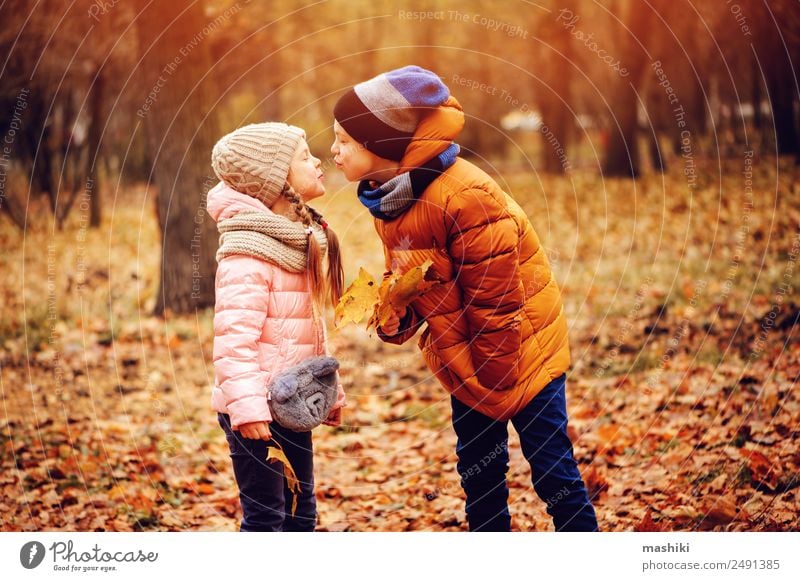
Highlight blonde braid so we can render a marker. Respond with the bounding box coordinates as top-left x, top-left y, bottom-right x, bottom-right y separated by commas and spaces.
282, 186, 314, 229
279, 185, 342, 307
282, 185, 326, 306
